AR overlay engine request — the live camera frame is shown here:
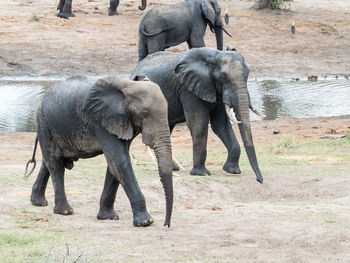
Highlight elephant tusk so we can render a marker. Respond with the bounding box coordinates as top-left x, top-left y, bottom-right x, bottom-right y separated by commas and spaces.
146, 146, 158, 169
225, 104, 241, 124
172, 155, 184, 171
249, 105, 265, 119
222, 27, 232, 38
